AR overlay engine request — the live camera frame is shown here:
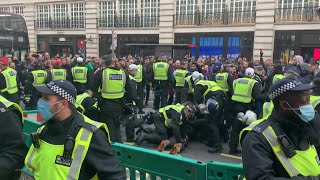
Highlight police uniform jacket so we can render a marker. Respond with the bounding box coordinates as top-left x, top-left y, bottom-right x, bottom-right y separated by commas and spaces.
0, 102, 28, 180
241, 110, 320, 180
39, 112, 126, 179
